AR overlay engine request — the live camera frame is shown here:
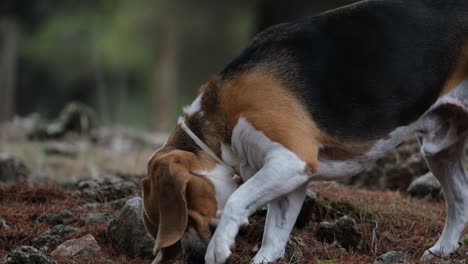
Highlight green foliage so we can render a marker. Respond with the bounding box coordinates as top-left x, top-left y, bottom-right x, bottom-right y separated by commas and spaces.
14, 0, 257, 129
20, 1, 154, 84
